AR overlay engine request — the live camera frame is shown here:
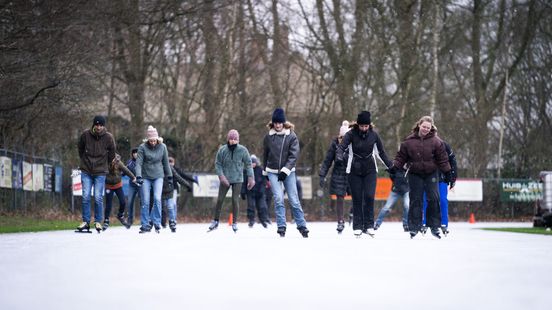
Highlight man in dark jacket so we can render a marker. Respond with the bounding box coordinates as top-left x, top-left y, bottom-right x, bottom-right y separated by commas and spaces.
263, 108, 309, 238
241, 155, 269, 228
75, 115, 116, 233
